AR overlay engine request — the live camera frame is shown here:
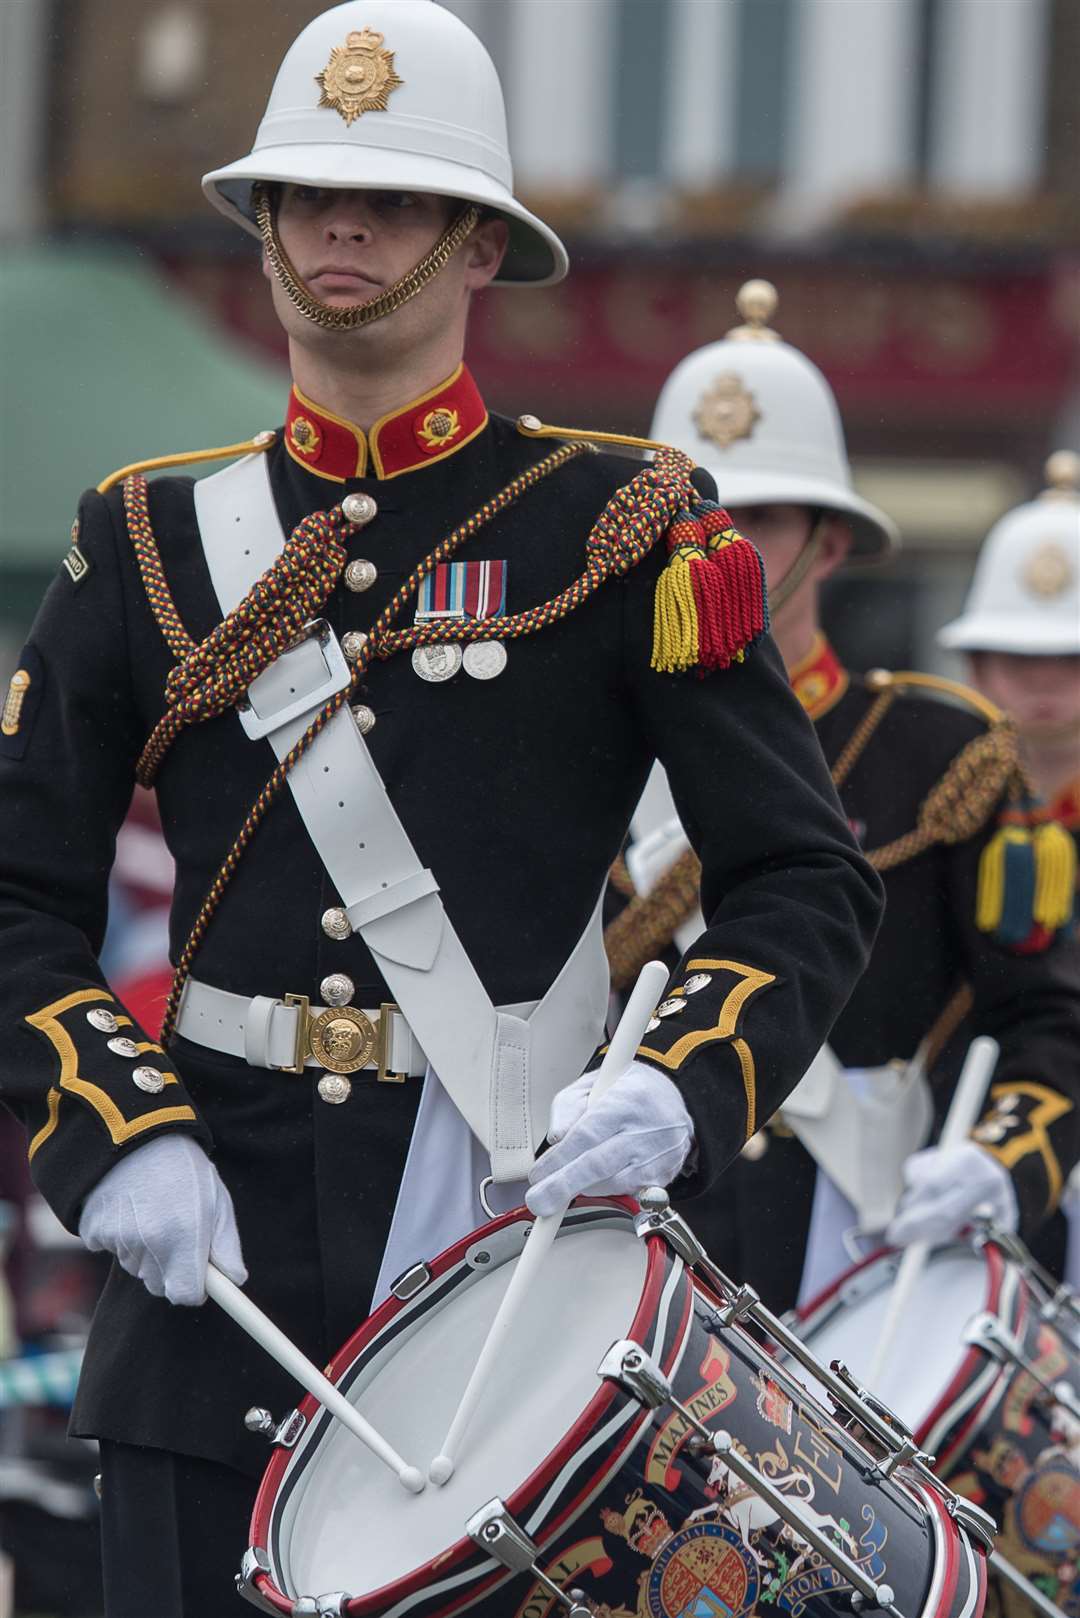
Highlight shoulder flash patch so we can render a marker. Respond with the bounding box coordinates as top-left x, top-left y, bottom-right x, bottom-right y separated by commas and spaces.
63, 516, 90, 586
0, 646, 45, 761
